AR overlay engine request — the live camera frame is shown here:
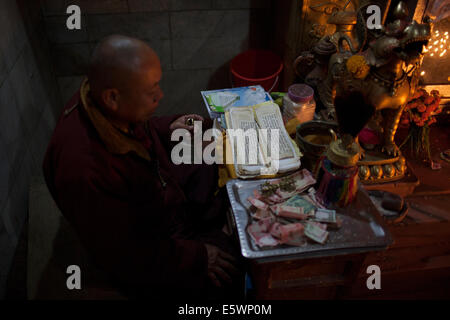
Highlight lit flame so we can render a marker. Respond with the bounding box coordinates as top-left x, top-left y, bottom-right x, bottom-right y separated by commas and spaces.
423, 29, 448, 59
